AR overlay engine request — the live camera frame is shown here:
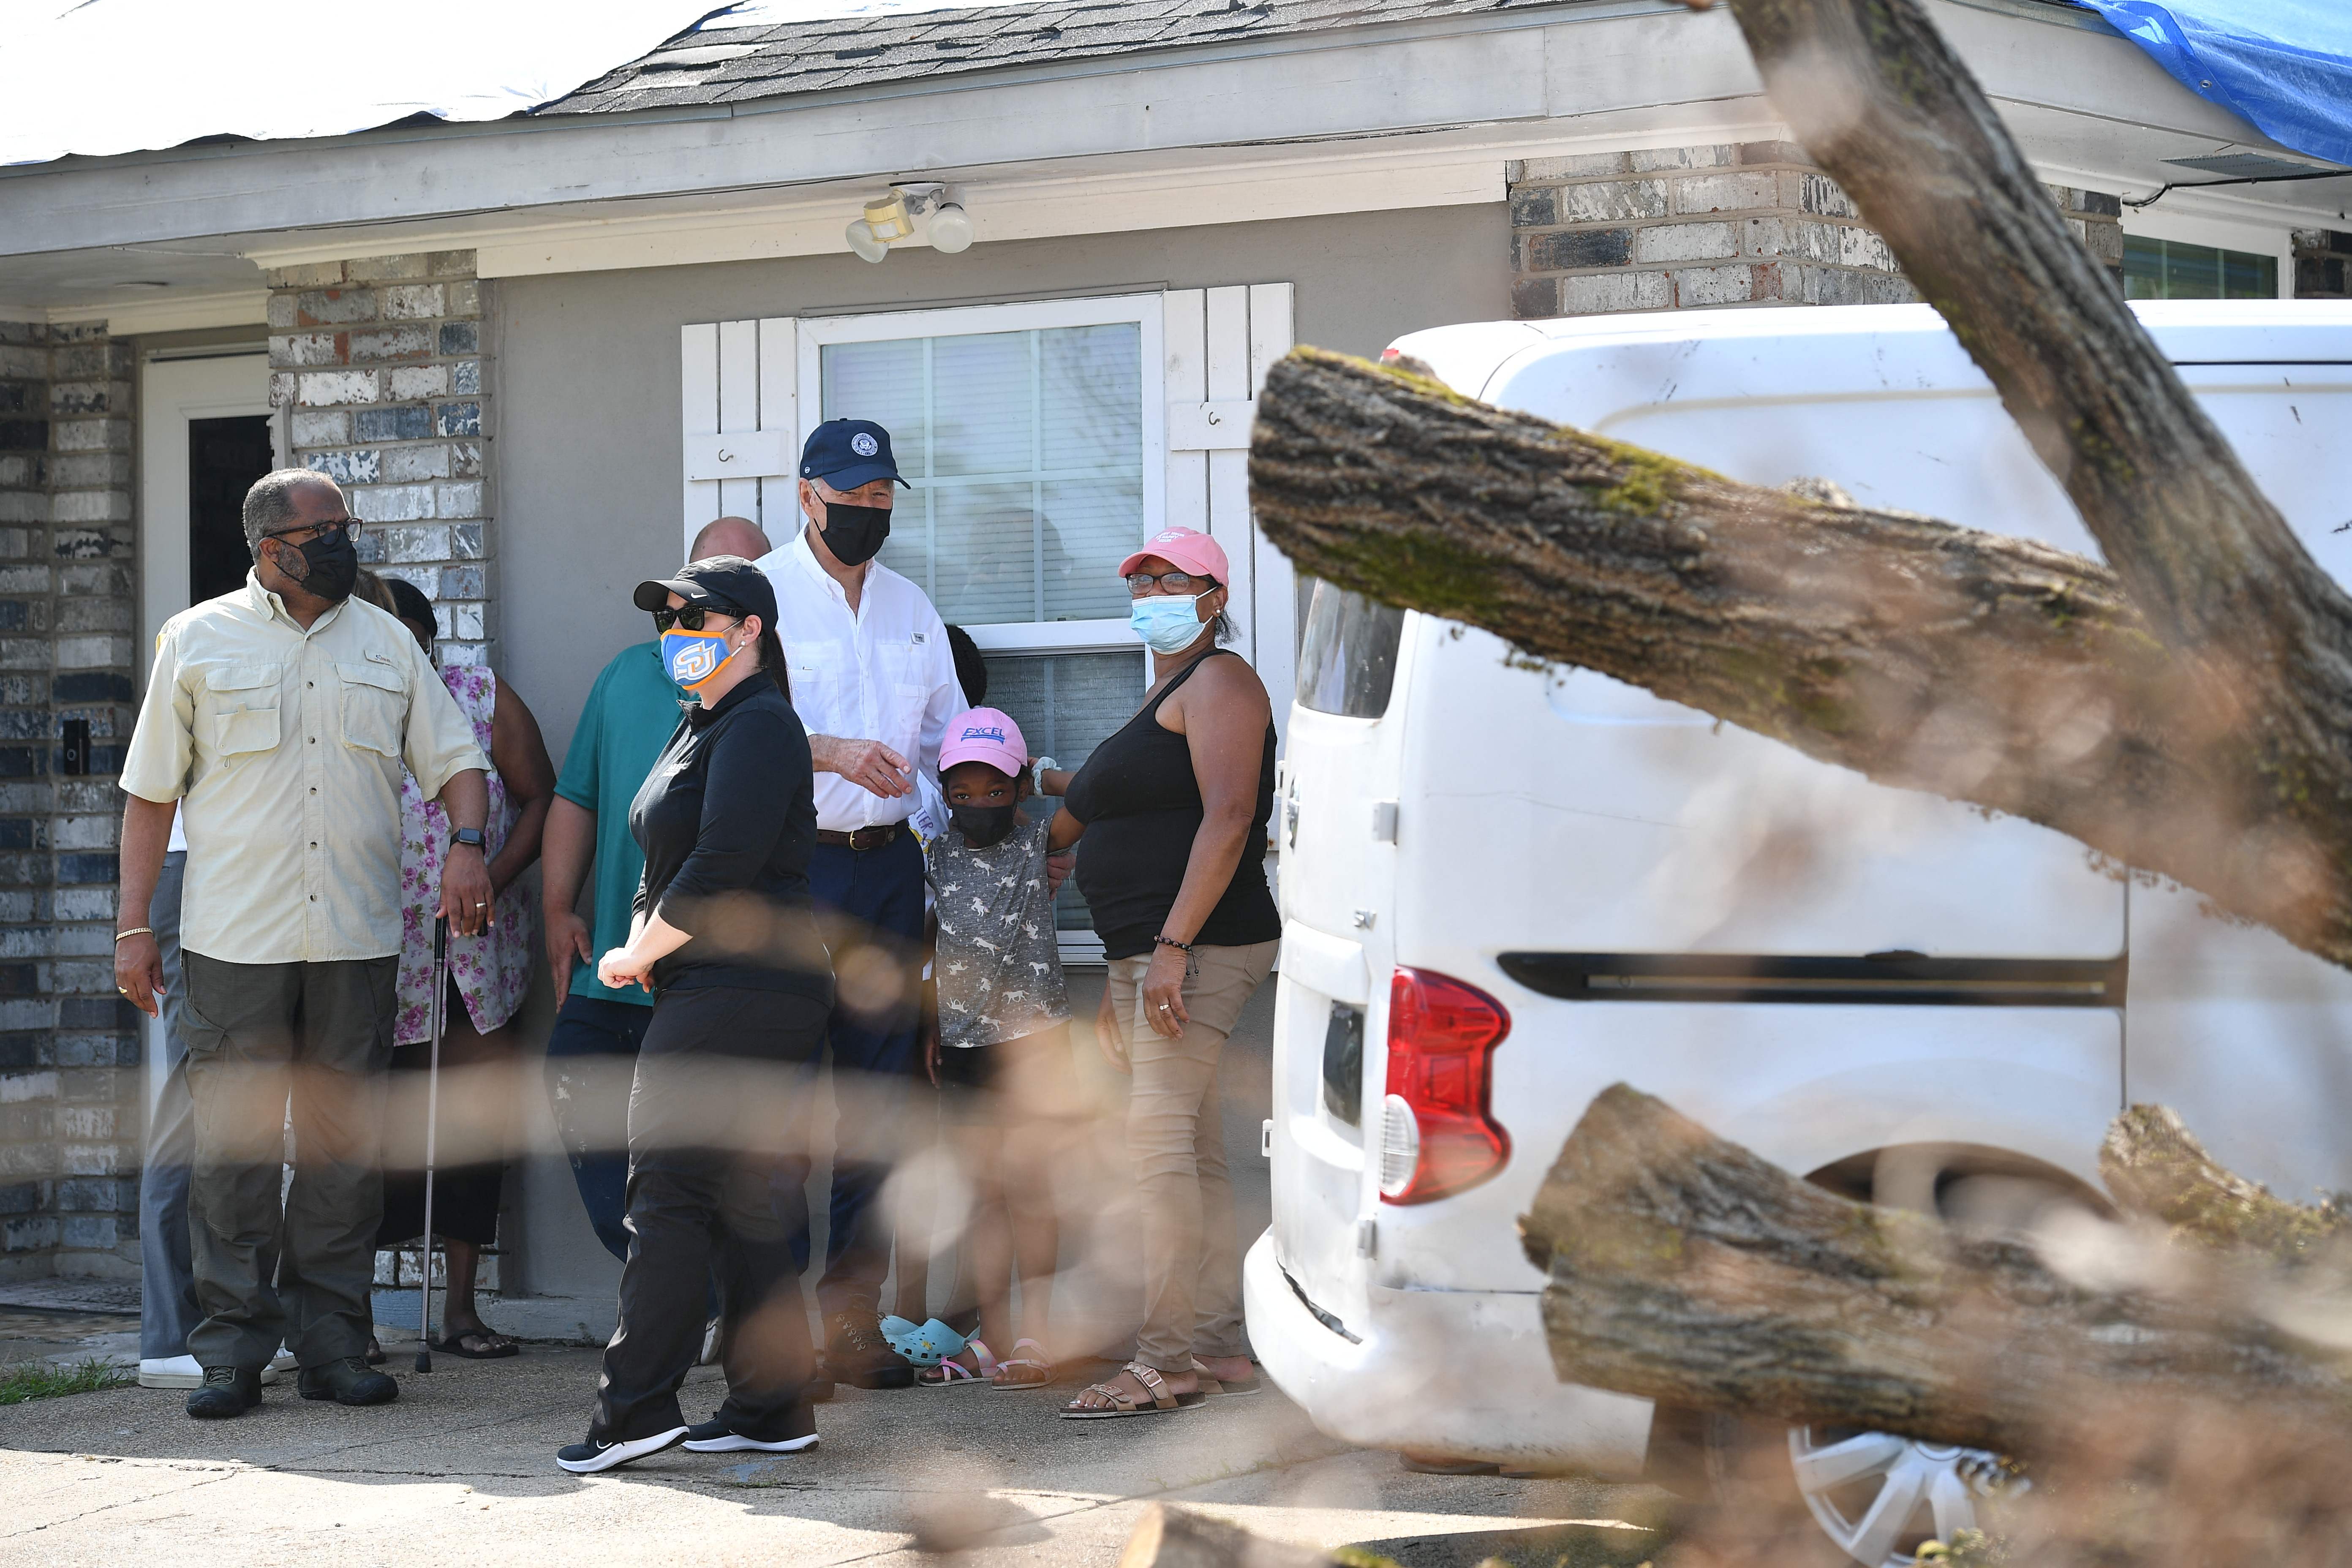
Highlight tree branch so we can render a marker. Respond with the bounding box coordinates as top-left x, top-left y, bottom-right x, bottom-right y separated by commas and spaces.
1252, 348, 2352, 966
1518, 1084, 2352, 1457
1250, 0, 2352, 968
